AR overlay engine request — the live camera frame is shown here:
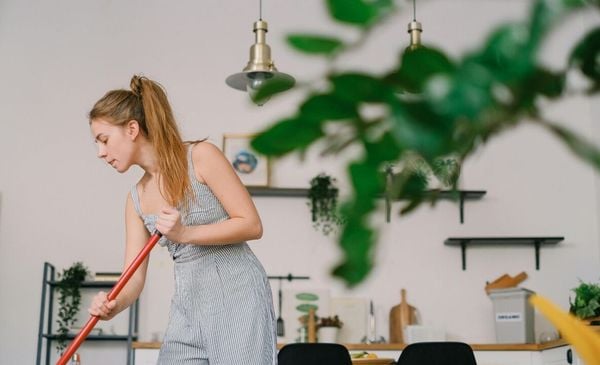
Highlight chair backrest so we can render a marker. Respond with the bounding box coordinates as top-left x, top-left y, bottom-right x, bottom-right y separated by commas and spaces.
278, 343, 353, 365
397, 342, 477, 365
